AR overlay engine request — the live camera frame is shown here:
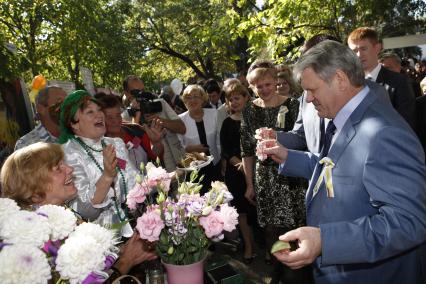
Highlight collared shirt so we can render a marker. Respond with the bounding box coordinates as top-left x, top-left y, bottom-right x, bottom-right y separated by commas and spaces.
14, 123, 58, 150
209, 100, 223, 109
331, 86, 370, 146
366, 64, 381, 81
